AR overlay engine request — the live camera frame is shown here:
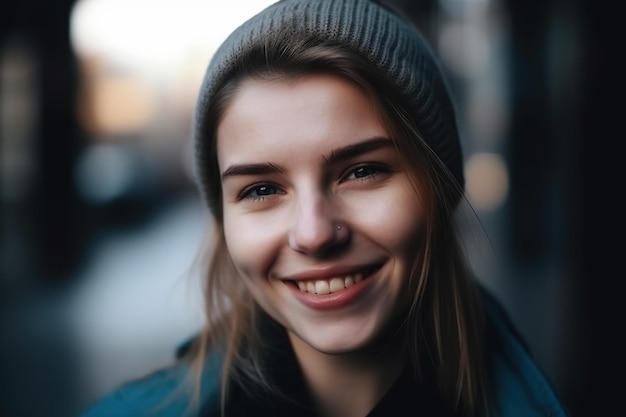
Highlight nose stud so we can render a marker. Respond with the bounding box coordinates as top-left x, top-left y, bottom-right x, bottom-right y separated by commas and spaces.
337, 225, 342, 231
